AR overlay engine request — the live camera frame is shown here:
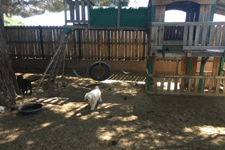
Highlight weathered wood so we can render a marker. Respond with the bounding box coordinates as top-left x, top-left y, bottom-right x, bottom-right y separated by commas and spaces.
152, 22, 225, 26
222, 26, 225, 46
152, 0, 216, 5
167, 78, 171, 92
154, 78, 158, 92
194, 78, 199, 93
81, 1, 85, 22
208, 78, 214, 93
160, 77, 164, 92
70, 2, 75, 22
35, 34, 66, 92
187, 78, 192, 93
194, 25, 201, 46
223, 79, 225, 94
183, 26, 188, 46
180, 78, 186, 92
212, 57, 221, 87
209, 25, 216, 46
147, 91, 225, 97
174, 78, 178, 91
188, 25, 194, 46
216, 79, 221, 93
202, 26, 209, 46
88, 1, 91, 29
183, 46, 225, 50
75, 1, 80, 23
216, 25, 222, 46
